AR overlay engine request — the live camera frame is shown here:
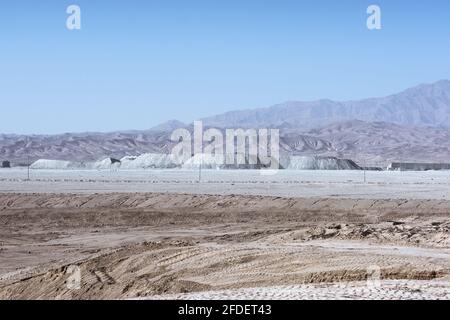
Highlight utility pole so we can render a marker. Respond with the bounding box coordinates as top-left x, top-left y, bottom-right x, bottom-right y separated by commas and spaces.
358, 147, 366, 184
26, 136, 31, 181
199, 154, 202, 183
363, 158, 366, 183
27, 156, 30, 181
363, 167, 366, 183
